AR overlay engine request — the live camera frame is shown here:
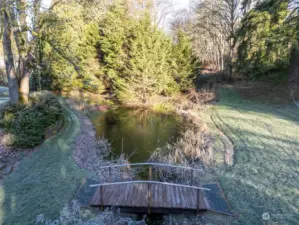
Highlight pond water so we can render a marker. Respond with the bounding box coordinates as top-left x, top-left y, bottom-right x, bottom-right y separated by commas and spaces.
90, 107, 185, 163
